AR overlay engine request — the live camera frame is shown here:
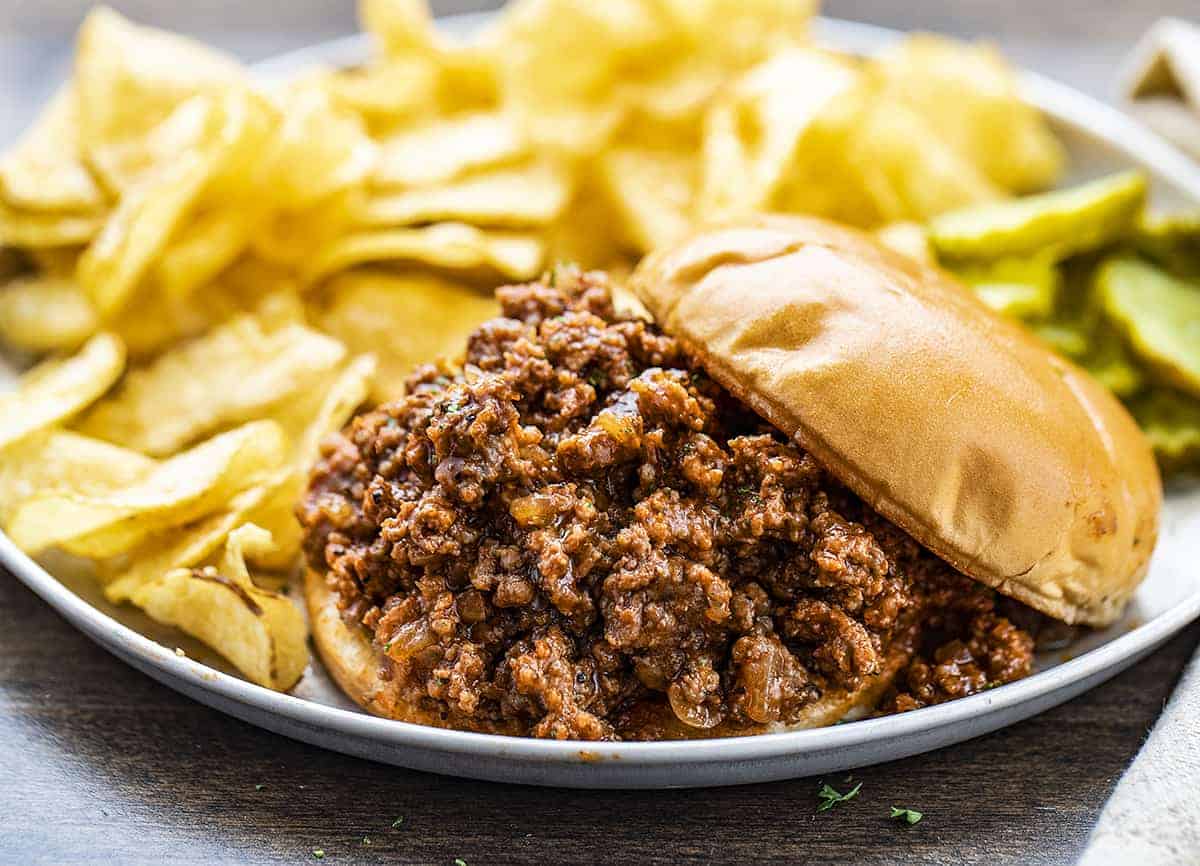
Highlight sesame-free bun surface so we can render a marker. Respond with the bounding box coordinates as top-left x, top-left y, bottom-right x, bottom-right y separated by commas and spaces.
631, 216, 1161, 626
